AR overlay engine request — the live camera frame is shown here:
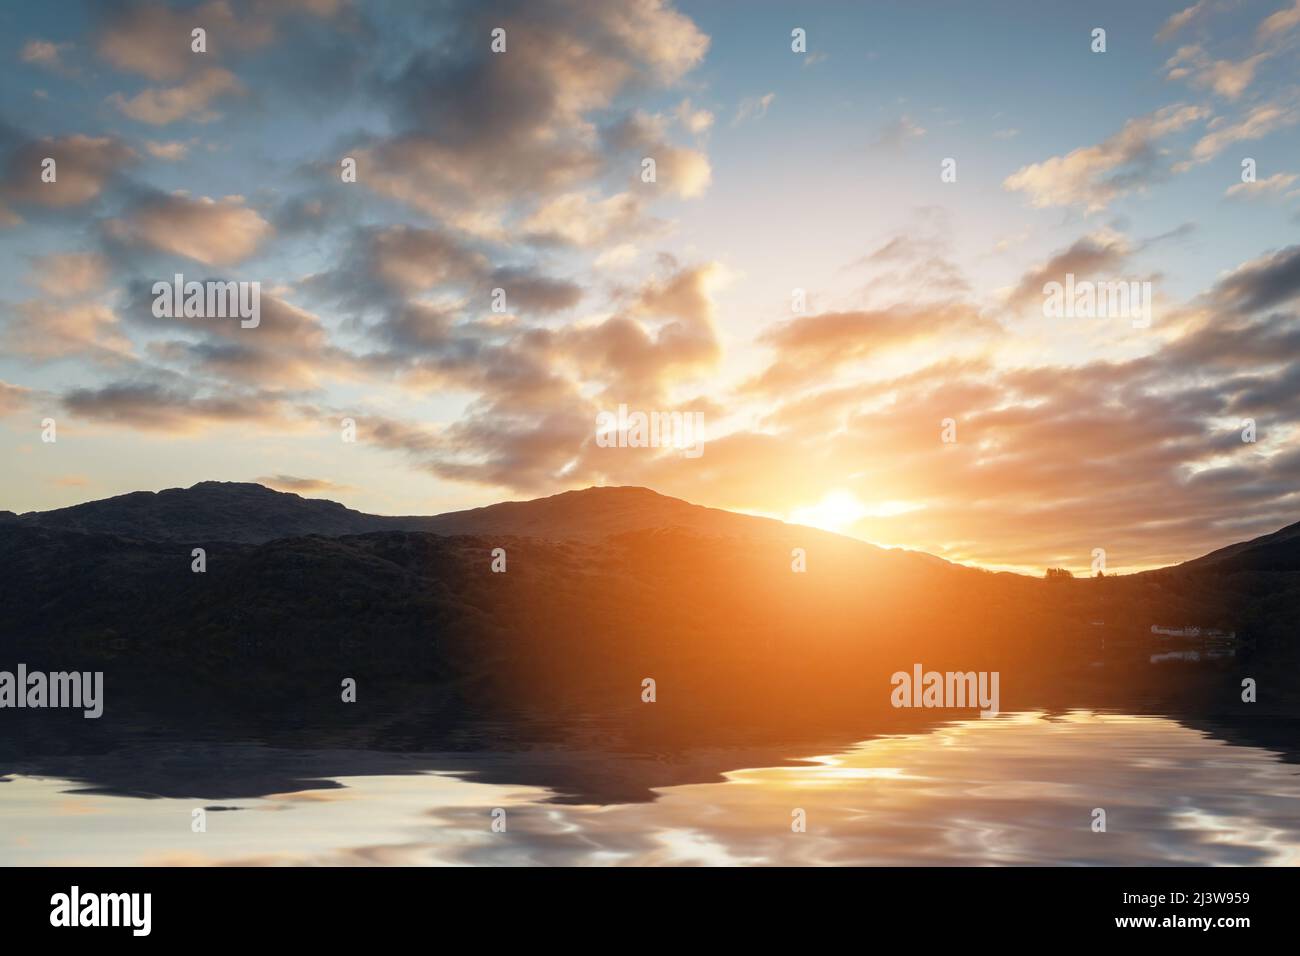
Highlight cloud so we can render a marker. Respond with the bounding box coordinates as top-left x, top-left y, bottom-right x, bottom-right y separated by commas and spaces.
521, 191, 649, 247
26, 251, 109, 298
61, 378, 300, 434
732, 93, 775, 126
1258, 0, 1300, 41
859, 236, 929, 264
752, 303, 997, 393
312, 224, 582, 320
606, 111, 712, 198
596, 244, 639, 268
644, 143, 711, 198
670, 293, 1300, 569
489, 267, 583, 314
1210, 244, 1300, 314
675, 99, 714, 134
1201, 55, 1269, 99
1006, 231, 1134, 311
144, 139, 192, 161
97, 9, 222, 82
341, 412, 442, 457
844, 219, 973, 305
1225, 172, 1298, 199
108, 67, 243, 124
255, 474, 354, 494
352, 0, 709, 231
1164, 45, 1270, 100
1156, 2, 1209, 42
560, 263, 725, 398
20, 40, 73, 72
4, 253, 126, 368
95, 0, 347, 121
365, 225, 489, 294
1182, 101, 1299, 167
105, 192, 272, 264
94, 1, 286, 81
119, 281, 351, 391
0, 381, 34, 418
1004, 105, 1208, 212
2, 133, 137, 208
333, 264, 727, 489
3, 301, 132, 364
871, 114, 927, 148
425, 403, 596, 491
